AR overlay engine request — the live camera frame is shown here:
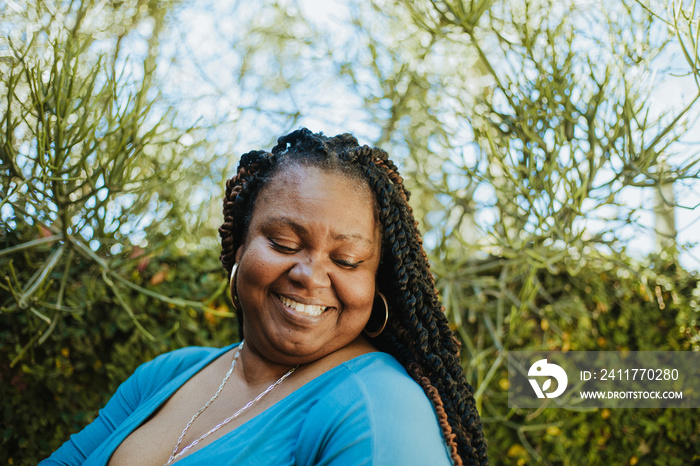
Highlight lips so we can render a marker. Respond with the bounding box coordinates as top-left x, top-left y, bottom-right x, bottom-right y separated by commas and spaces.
277, 295, 330, 317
